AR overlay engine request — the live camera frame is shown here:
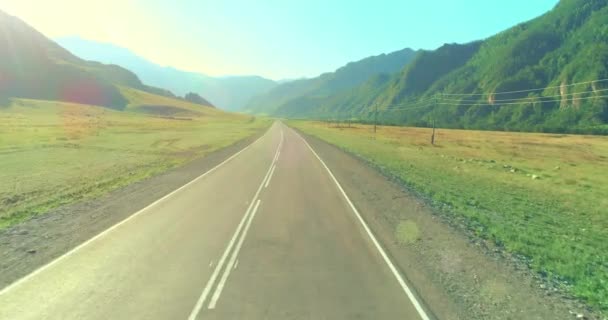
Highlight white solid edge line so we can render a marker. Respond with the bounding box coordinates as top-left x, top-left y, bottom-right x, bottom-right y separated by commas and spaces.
264, 165, 276, 188
293, 129, 432, 320
0, 124, 274, 297
188, 131, 282, 319
207, 199, 261, 309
